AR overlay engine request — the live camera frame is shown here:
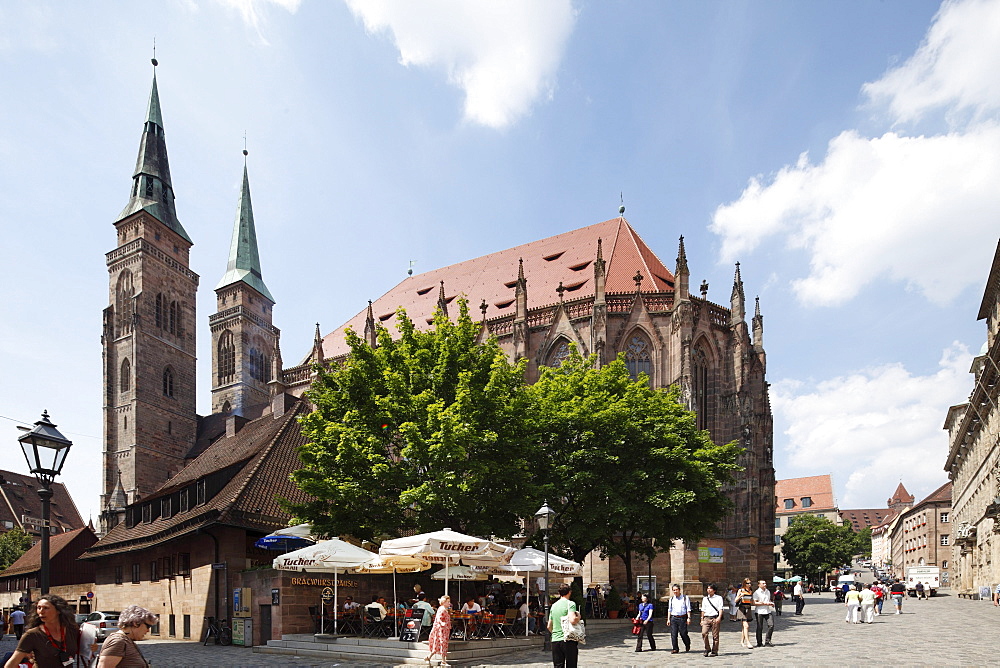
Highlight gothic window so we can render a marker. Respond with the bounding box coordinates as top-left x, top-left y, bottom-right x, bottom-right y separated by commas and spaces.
115, 270, 135, 337
120, 358, 131, 393
168, 301, 179, 335
547, 340, 570, 368
145, 177, 153, 198
162, 367, 174, 398
218, 330, 235, 383
155, 294, 164, 329
221, 401, 231, 415
692, 343, 713, 431
624, 332, 652, 381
